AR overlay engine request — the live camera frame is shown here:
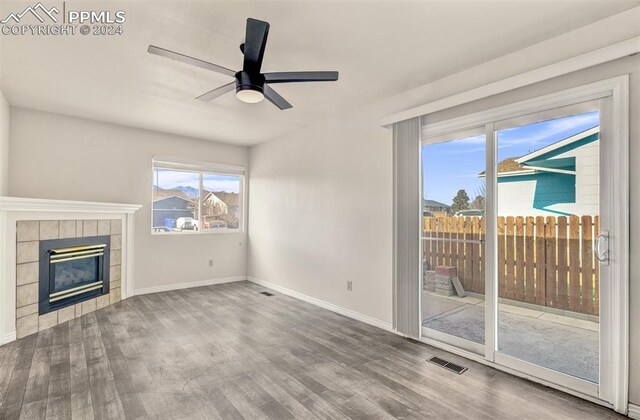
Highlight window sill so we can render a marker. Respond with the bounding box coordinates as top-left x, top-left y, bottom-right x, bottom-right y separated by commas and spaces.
151, 229, 244, 236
